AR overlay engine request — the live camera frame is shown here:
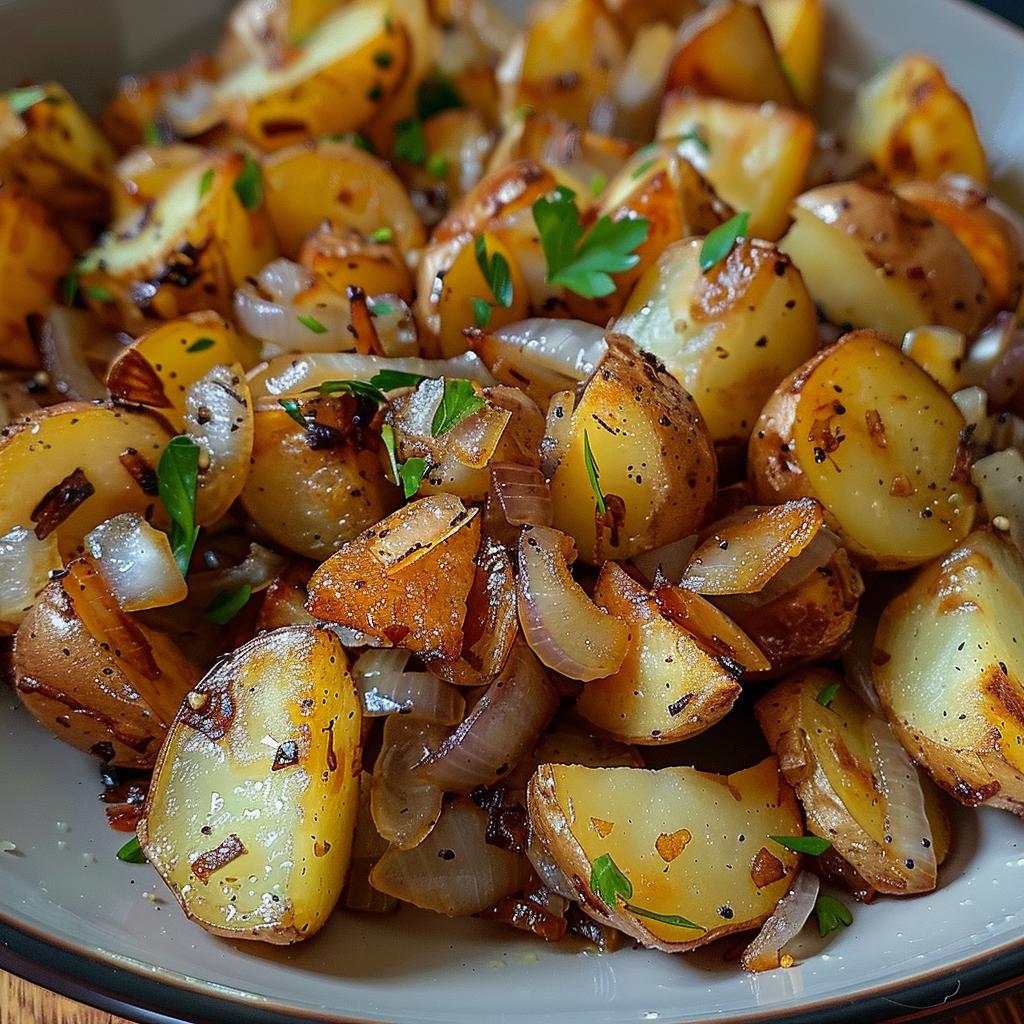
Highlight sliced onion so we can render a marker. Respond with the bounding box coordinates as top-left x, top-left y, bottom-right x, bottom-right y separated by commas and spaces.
0, 526, 62, 633
38, 307, 111, 402
963, 311, 1021, 398
866, 715, 937, 892
631, 534, 698, 586
539, 389, 576, 479
369, 797, 533, 916
973, 448, 1024, 553
347, 770, 399, 913
526, 832, 576, 901
952, 384, 992, 448
352, 771, 389, 860
517, 525, 630, 681
369, 295, 419, 358
468, 319, 607, 405
415, 641, 558, 792
736, 527, 841, 607
841, 604, 884, 713
740, 872, 820, 973
491, 463, 552, 527
371, 715, 448, 850
186, 542, 287, 607
84, 513, 187, 612
161, 78, 221, 137
352, 648, 466, 725
990, 411, 1024, 452
328, 623, 384, 648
